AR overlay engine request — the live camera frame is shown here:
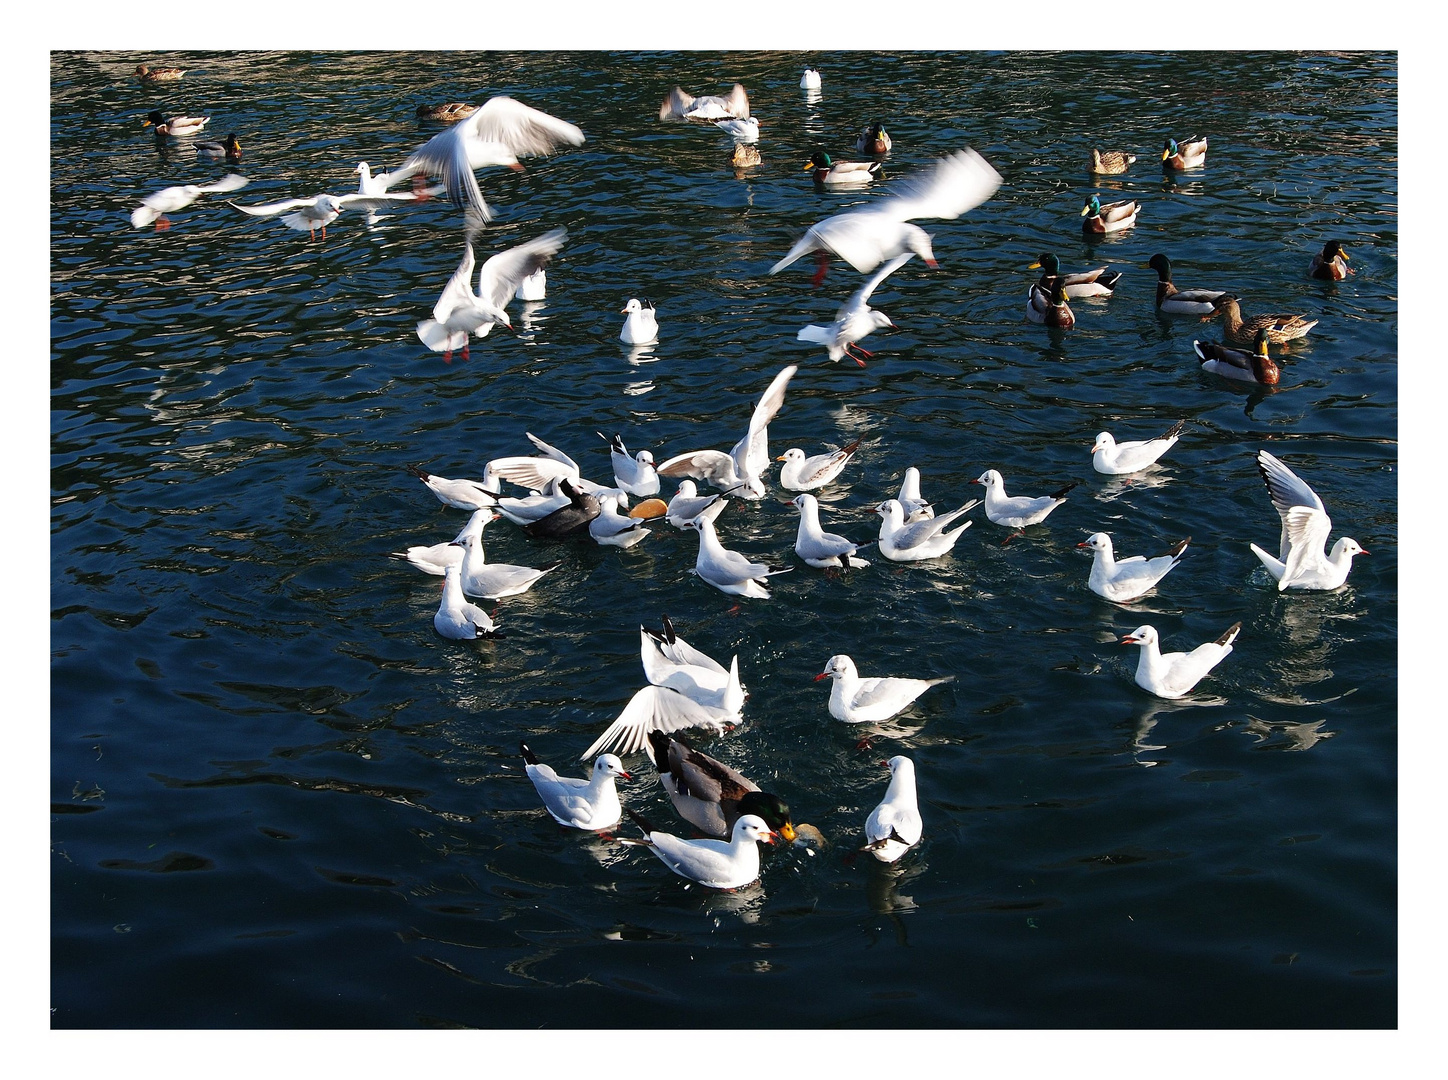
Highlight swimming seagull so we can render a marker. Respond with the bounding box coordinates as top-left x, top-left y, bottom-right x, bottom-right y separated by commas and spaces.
579, 683, 733, 761
130, 173, 249, 229
620, 809, 775, 890
715, 116, 760, 143
815, 654, 952, 725
771, 147, 1002, 283
896, 467, 934, 521
520, 742, 630, 831
589, 492, 652, 548
797, 253, 912, 365
862, 756, 922, 863
394, 96, 585, 218
639, 616, 745, 718
417, 229, 568, 361
873, 498, 977, 562
354, 160, 443, 224
390, 505, 494, 575
600, 433, 660, 495
664, 481, 726, 529
620, 298, 659, 344
792, 493, 870, 569
685, 516, 792, 599
777, 439, 861, 491
1249, 450, 1368, 590
451, 531, 562, 600
1091, 420, 1186, 475
228, 190, 425, 241
1120, 623, 1240, 699
972, 470, 1076, 528
657, 365, 797, 499
799, 69, 822, 91
409, 465, 499, 511
434, 562, 498, 639
1078, 532, 1190, 603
